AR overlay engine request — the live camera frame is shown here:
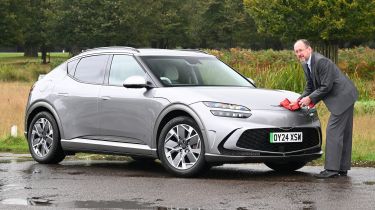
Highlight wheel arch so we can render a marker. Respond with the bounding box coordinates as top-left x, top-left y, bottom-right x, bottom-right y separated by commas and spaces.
152, 103, 207, 152
25, 101, 65, 139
